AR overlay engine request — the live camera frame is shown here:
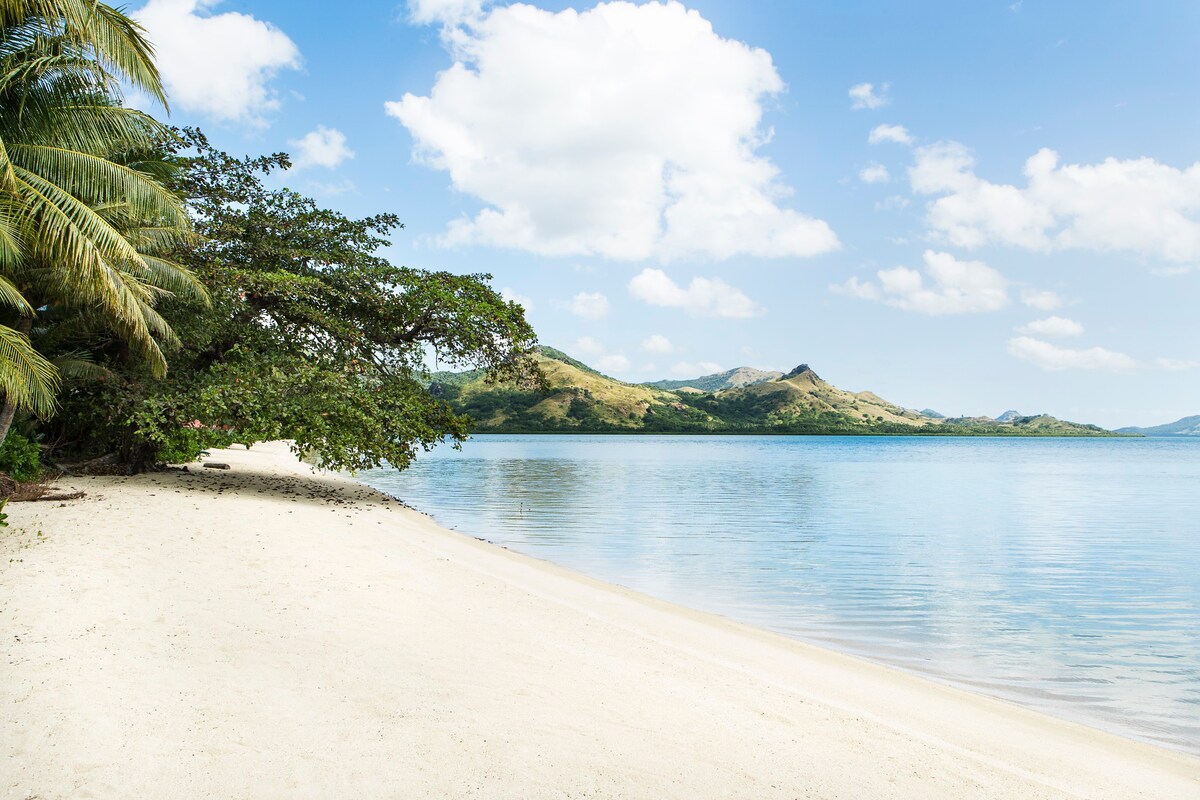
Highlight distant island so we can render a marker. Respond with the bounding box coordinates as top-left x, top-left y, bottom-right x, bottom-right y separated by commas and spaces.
430, 347, 1118, 436
1116, 415, 1200, 437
